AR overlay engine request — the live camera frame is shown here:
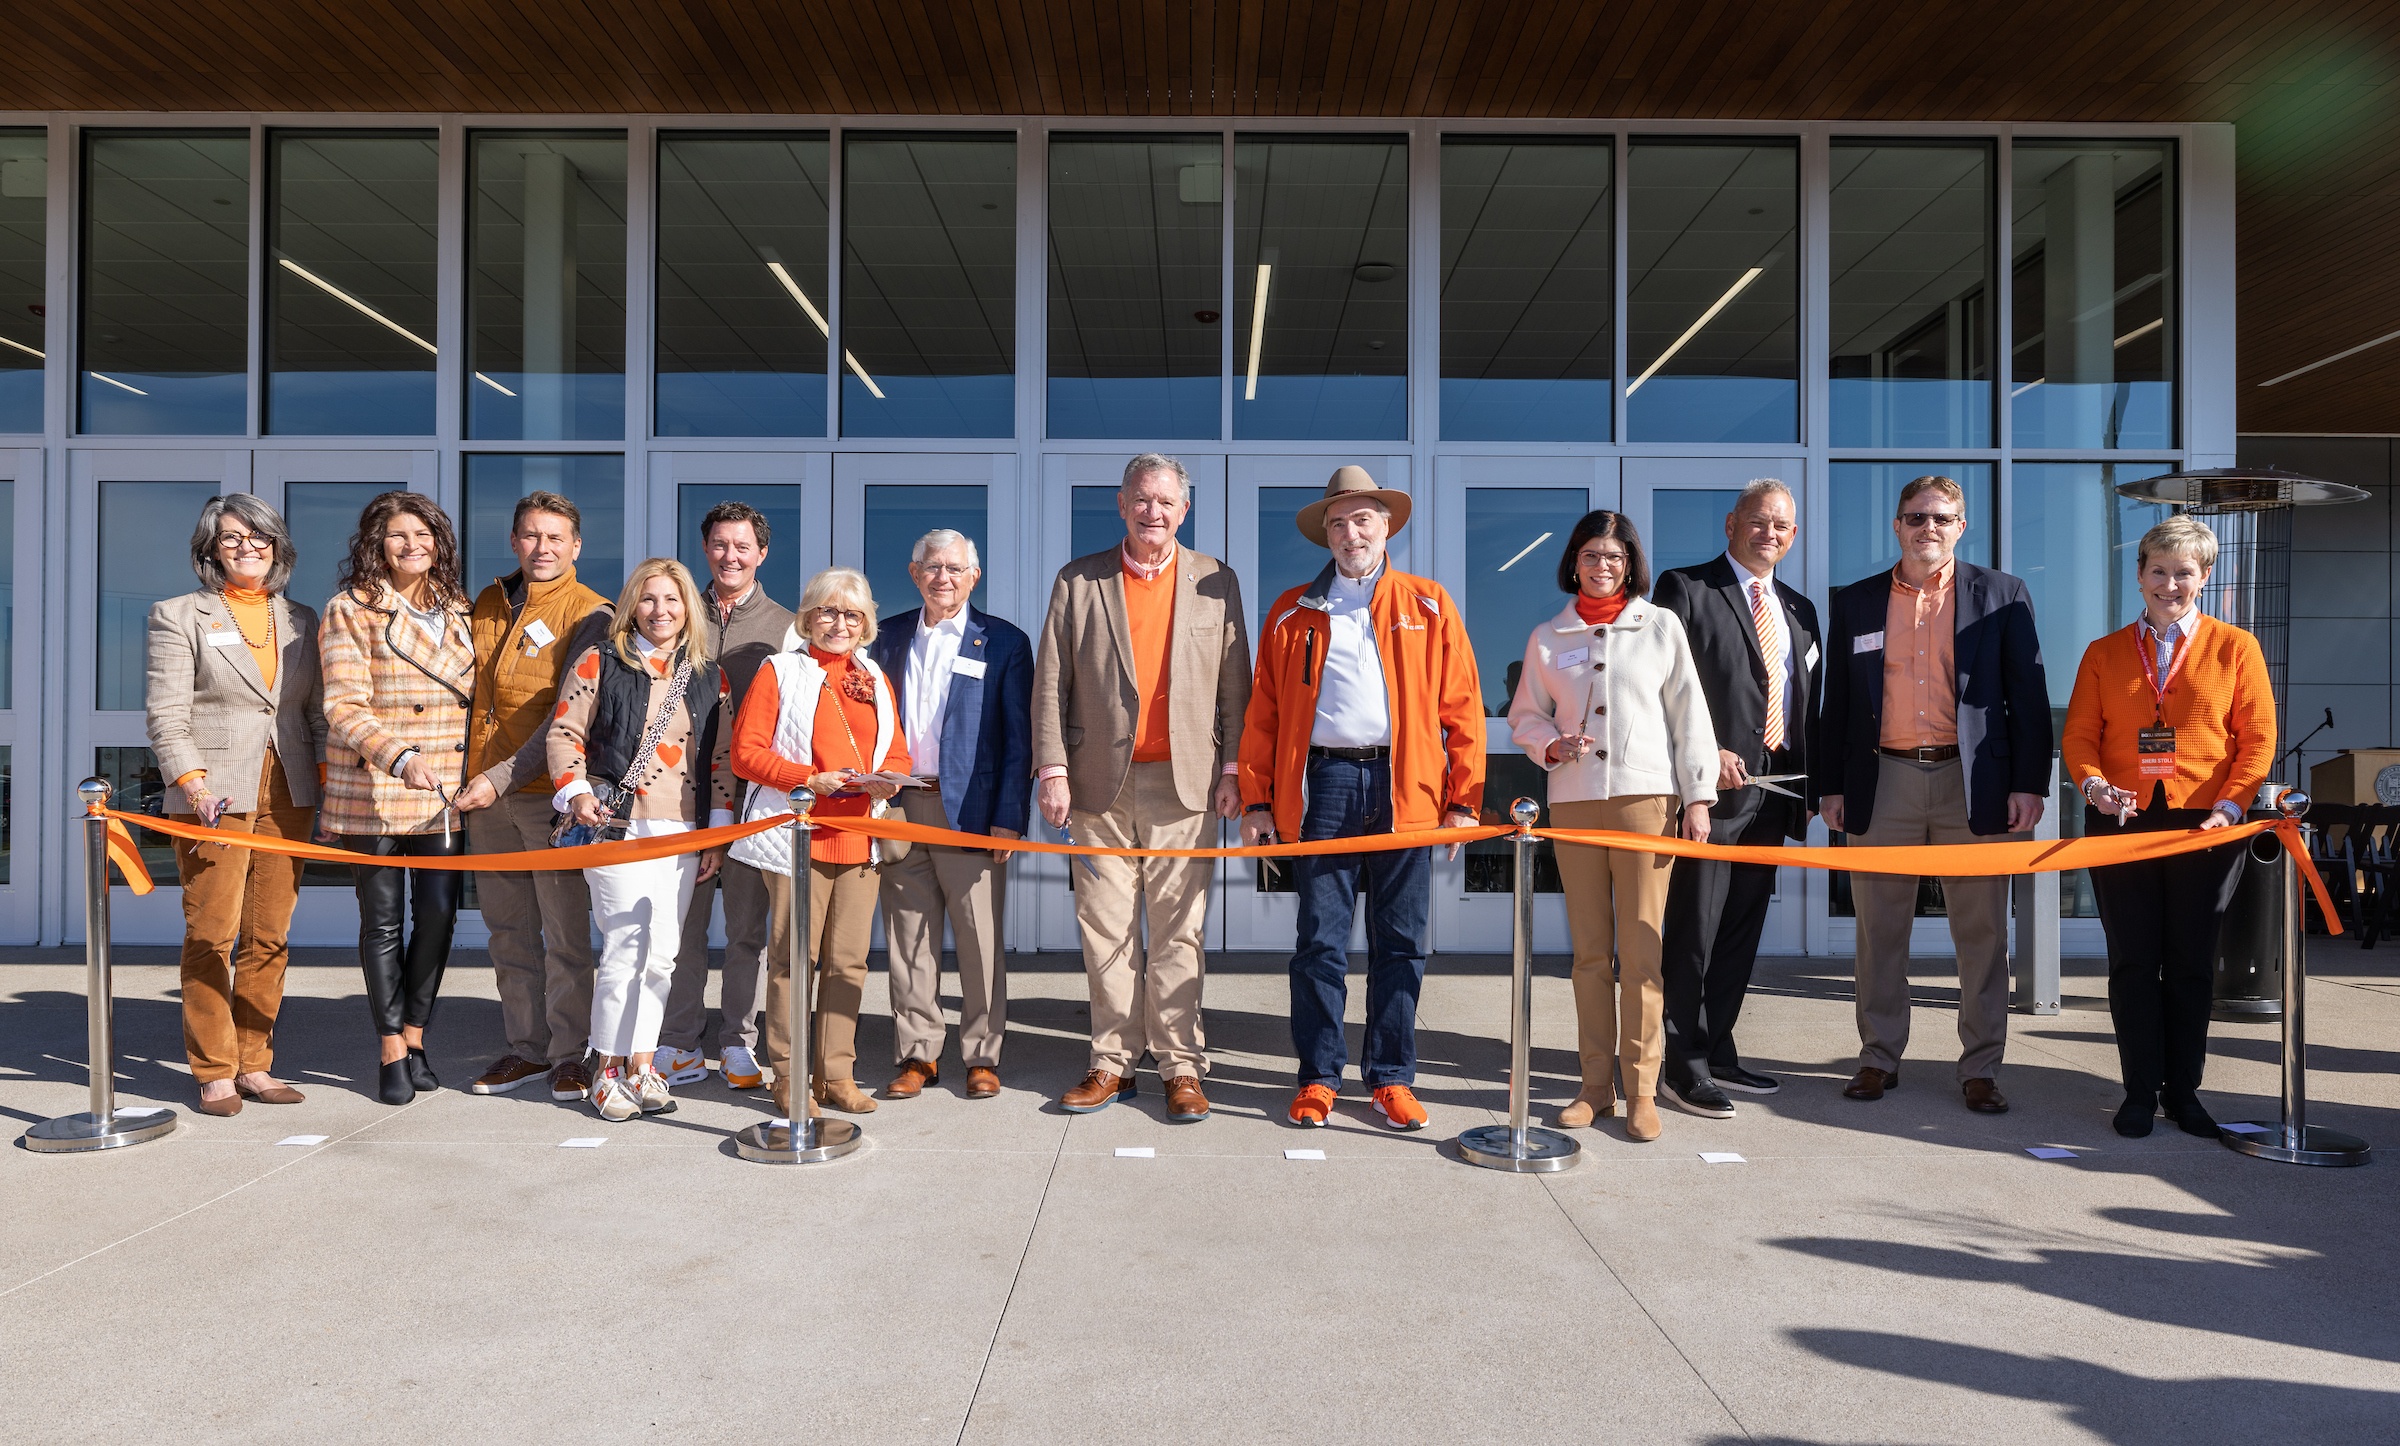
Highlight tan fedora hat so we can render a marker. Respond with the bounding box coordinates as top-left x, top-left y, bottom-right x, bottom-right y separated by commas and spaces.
1296, 465, 1413, 546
